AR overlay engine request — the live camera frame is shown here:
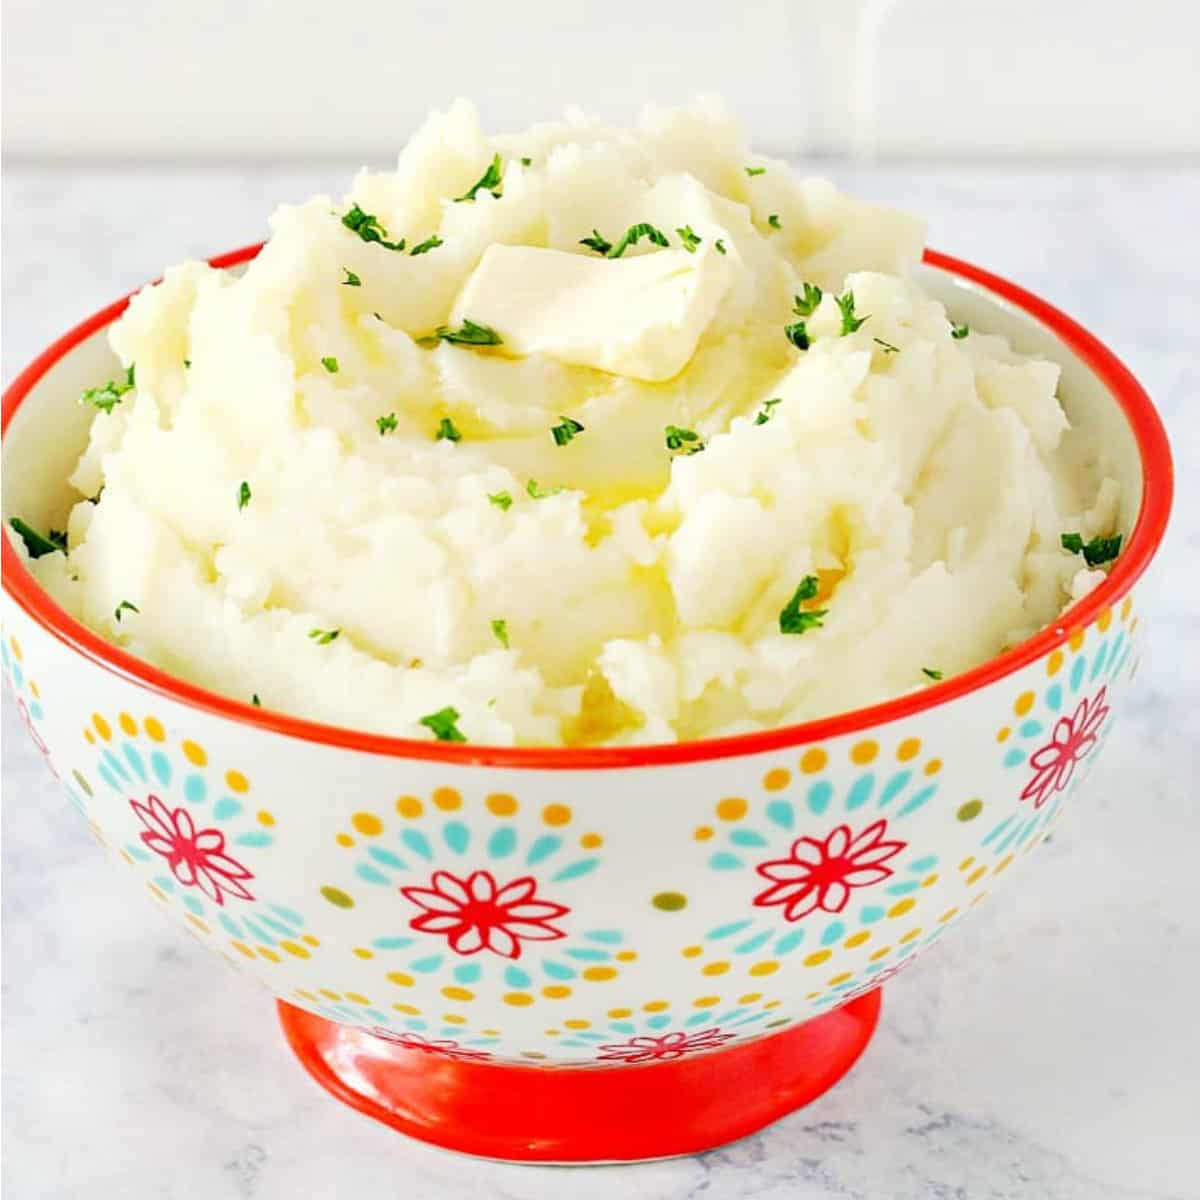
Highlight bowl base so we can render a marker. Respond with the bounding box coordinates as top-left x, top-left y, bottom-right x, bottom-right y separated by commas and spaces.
276, 990, 881, 1162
